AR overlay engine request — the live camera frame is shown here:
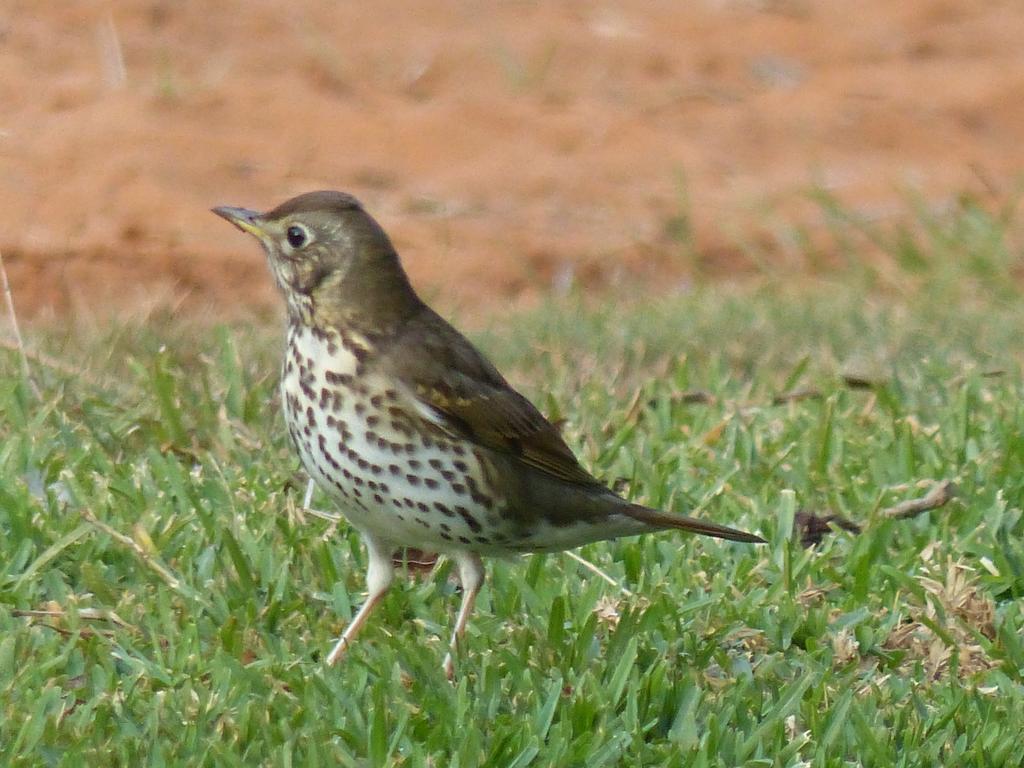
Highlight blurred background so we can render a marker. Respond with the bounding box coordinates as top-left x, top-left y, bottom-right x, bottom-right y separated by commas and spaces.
3, 0, 1023, 319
